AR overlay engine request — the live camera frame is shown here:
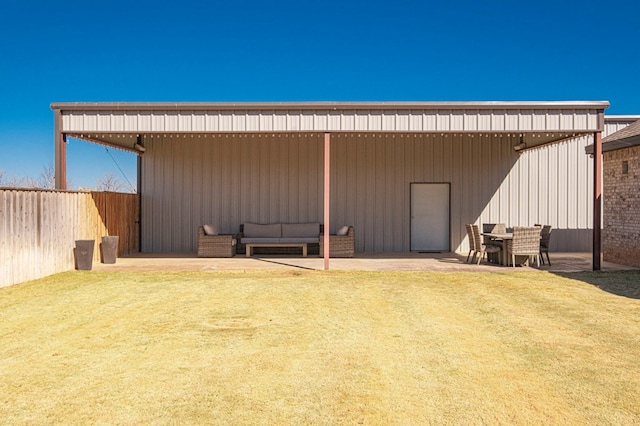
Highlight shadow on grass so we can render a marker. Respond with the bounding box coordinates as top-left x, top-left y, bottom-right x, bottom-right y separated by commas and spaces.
555, 270, 640, 300
251, 257, 318, 271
